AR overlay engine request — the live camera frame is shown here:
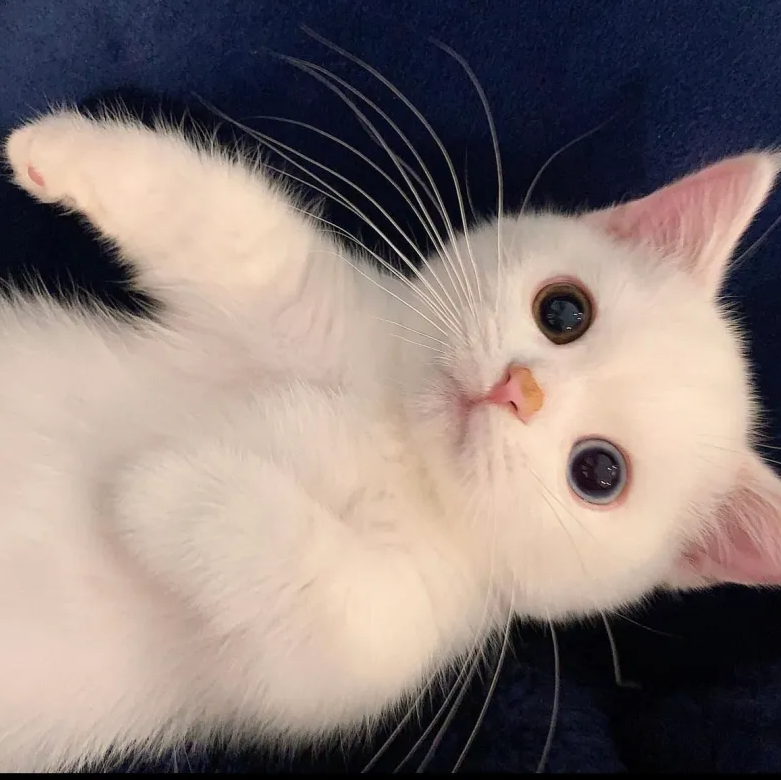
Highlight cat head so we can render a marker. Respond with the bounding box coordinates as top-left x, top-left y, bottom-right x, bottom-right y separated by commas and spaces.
403, 152, 781, 621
